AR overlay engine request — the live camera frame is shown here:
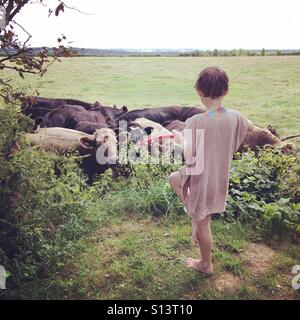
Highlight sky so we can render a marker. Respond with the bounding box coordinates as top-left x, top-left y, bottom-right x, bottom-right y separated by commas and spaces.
13, 0, 300, 50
